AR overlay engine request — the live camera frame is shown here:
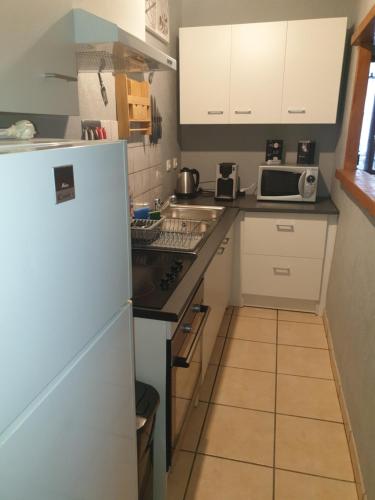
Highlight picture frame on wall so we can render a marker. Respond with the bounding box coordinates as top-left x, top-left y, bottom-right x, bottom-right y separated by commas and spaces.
145, 0, 170, 44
